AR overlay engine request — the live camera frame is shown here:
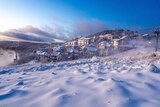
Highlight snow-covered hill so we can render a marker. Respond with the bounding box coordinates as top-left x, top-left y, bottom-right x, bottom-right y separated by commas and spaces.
0, 47, 160, 107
